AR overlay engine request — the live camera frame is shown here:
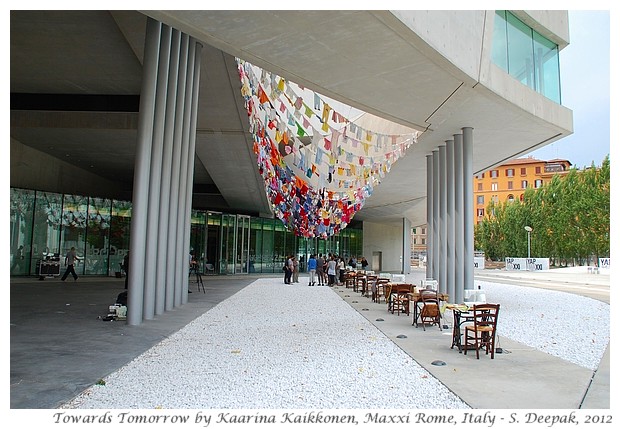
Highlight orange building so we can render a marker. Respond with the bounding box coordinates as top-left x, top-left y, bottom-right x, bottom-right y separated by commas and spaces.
473, 157, 572, 224
411, 156, 572, 255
